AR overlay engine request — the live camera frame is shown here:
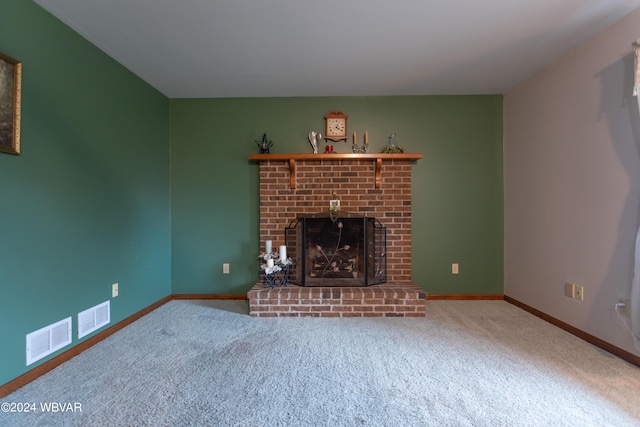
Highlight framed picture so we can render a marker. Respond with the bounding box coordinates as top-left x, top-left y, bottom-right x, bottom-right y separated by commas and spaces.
0, 51, 21, 155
